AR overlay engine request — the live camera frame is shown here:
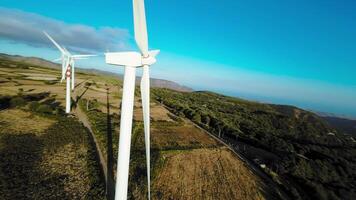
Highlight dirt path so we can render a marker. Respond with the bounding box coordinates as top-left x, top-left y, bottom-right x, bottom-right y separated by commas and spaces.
74, 106, 108, 188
